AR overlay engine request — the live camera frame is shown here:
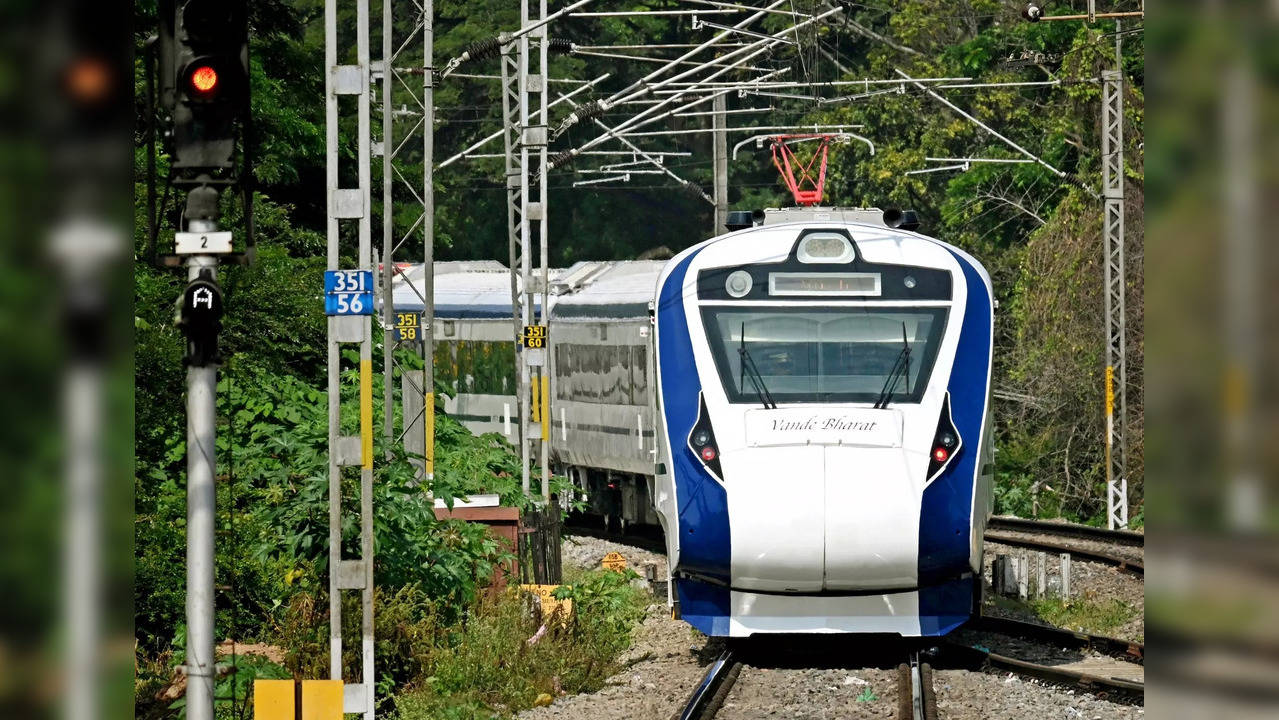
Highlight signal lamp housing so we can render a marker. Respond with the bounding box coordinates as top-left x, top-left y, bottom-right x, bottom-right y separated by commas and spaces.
926, 393, 962, 482
687, 394, 724, 481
